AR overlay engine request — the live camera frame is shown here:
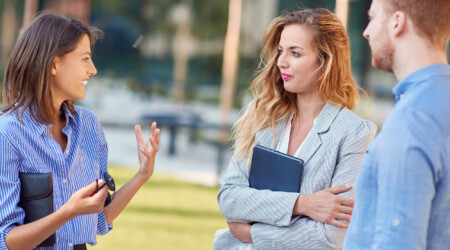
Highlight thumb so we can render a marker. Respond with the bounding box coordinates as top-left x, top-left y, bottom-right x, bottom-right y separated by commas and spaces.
328, 185, 352, 194
84, 179, 104, 196
91, 181, 108, 200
